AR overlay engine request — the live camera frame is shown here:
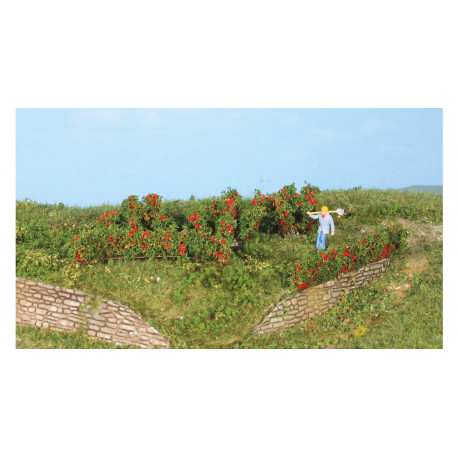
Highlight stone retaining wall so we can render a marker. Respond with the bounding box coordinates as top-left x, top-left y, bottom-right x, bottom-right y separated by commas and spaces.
16, 278, 168, 348
253, 258, 390, 335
